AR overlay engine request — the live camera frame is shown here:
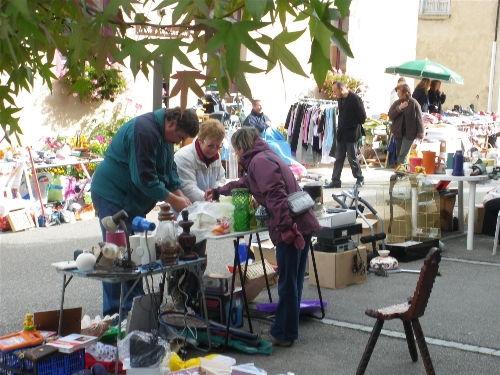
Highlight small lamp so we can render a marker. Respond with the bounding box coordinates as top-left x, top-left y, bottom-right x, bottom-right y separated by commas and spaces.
101, 210, 136, 269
